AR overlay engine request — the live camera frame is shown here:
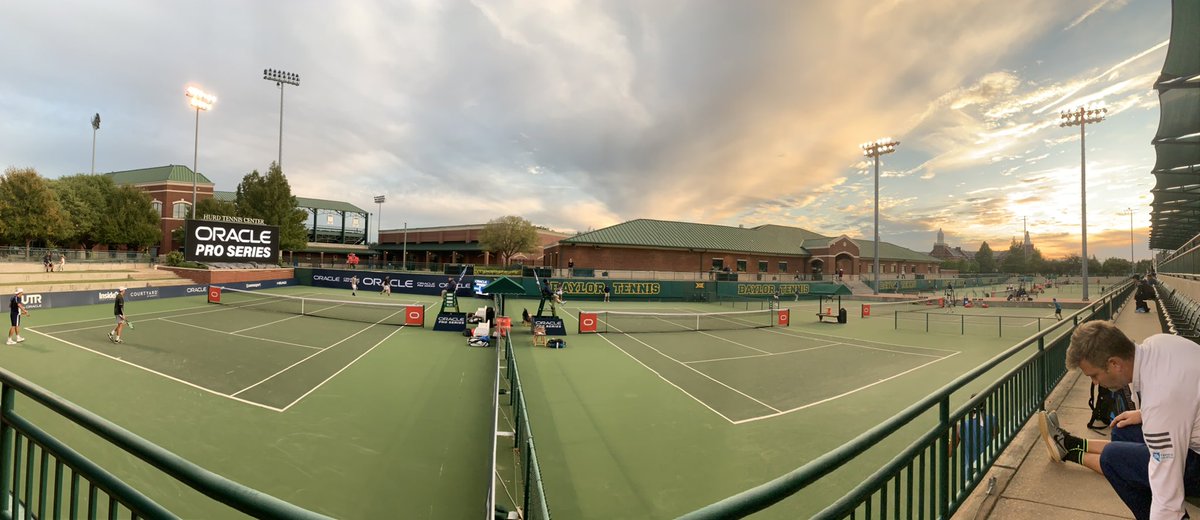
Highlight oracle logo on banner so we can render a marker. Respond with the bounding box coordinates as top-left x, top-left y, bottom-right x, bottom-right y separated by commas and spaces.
185, 219, 279, 263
